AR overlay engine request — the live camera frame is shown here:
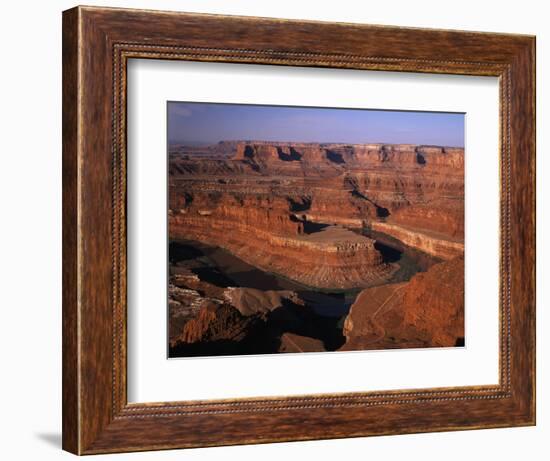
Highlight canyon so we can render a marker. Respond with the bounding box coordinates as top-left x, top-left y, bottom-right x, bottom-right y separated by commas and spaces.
168, 140, 465, 357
